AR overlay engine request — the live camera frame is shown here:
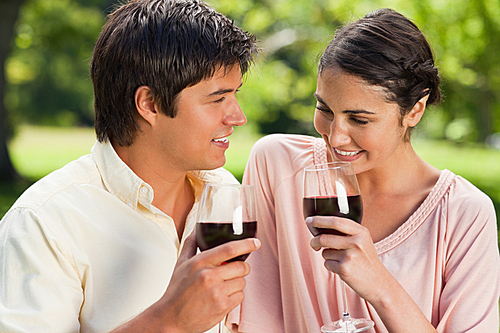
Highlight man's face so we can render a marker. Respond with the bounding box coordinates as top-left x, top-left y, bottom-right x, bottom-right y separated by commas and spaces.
152, 65, 246, 173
